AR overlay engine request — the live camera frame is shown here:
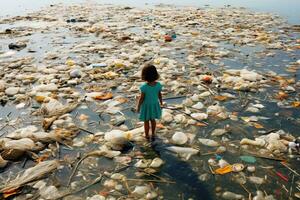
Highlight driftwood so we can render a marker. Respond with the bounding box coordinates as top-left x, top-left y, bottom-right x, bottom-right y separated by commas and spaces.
0, 160, 59, 193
